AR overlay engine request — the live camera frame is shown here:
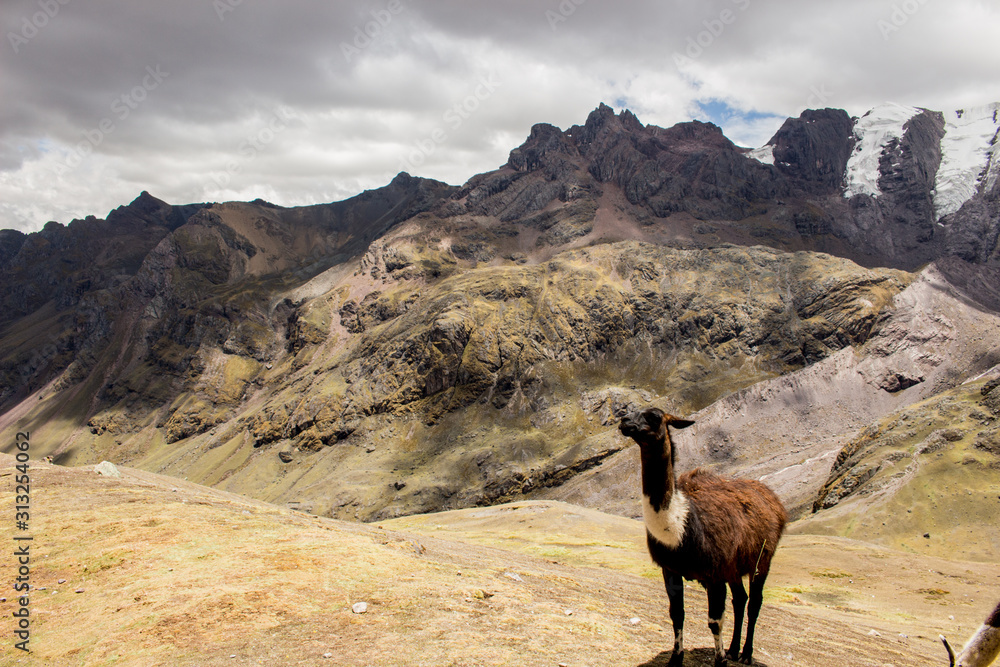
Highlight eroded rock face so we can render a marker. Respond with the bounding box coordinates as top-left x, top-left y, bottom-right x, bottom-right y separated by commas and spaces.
568, 104, 787, 221
769, 109, 855, 193
0, 211, 914, 519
